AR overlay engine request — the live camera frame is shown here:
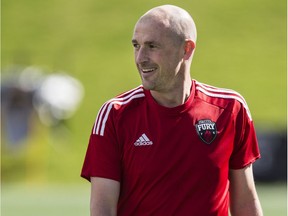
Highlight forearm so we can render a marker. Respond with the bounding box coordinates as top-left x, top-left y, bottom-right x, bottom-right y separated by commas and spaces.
90, 177, 120, 216
229, 165, 263, 216
230, 196, 263, 216
90, 202, 117, 216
